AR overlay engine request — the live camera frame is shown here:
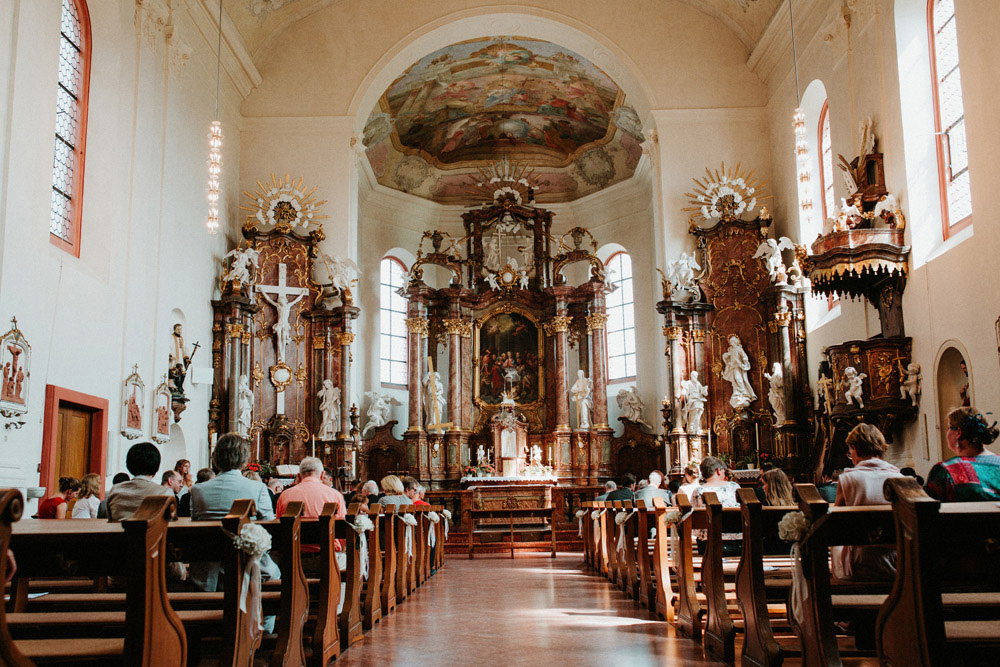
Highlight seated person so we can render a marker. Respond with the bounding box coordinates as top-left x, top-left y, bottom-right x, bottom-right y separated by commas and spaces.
690, 456, 742, 556
277, 456, 347, 570
190, 433, 278, 592
758, 467, 794, 555
676, 462, 701, 500
178, 468, 214, 517
816, 469, 840, 503
107, 443, 167, 522
377, 475, 411, 506
97, 472, 130, 519
833, 423, 902, 580
925, 406, 1000, 501
38, 477, 80, 519
634, 470, 673, 503
595, 480, 616, 501
606, 473, 637, 501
